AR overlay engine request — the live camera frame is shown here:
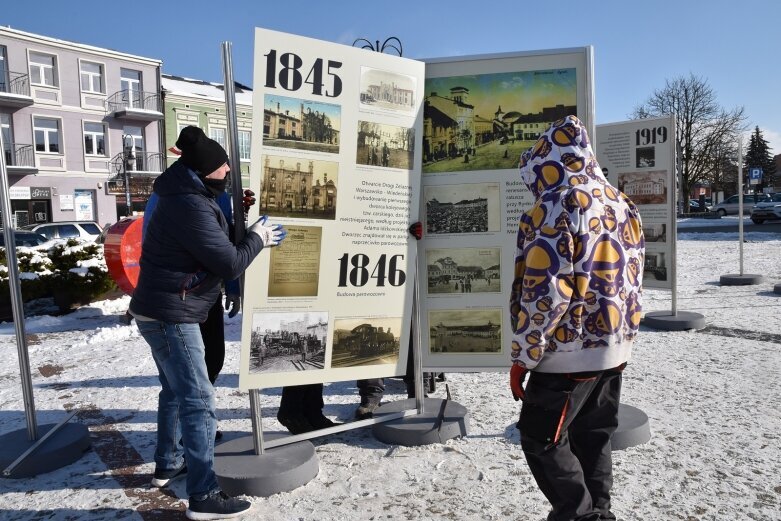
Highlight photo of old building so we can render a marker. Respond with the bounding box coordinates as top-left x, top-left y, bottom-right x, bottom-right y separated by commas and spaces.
426, 247, 501, 294
249, 311, 328, 374
429, 309, 502, 354
259, 155, 337, 219
618, 170, 667, 205
424, 183, 500, 234
423, 68, 577, 174
263, 94, 340, 154
359, 67, 416, 113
